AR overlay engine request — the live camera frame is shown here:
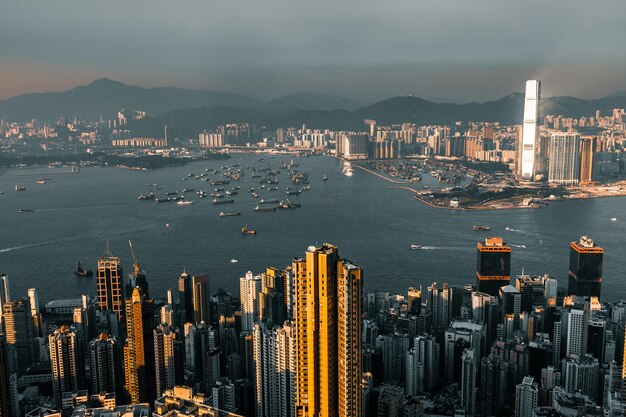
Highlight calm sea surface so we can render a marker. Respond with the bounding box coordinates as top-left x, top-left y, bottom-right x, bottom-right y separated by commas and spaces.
1, 154, 625, 302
